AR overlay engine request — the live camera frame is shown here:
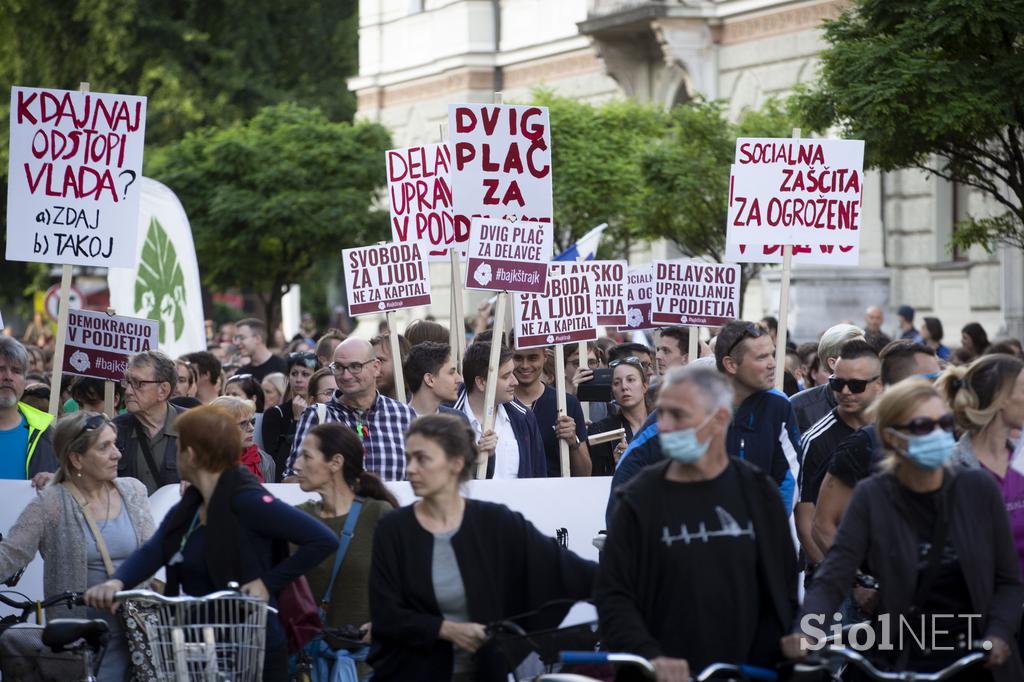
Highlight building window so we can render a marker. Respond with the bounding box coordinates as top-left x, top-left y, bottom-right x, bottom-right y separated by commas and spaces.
408, 0, 425, 14
951, 181, 969, 262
